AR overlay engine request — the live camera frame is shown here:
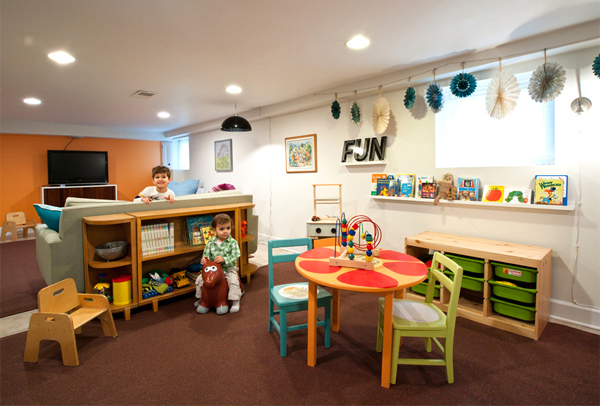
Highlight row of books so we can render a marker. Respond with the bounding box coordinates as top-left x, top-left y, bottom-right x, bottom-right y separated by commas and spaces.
372, 174, 568, 205
141, 223, 175, 256
183, 215, 216, 246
